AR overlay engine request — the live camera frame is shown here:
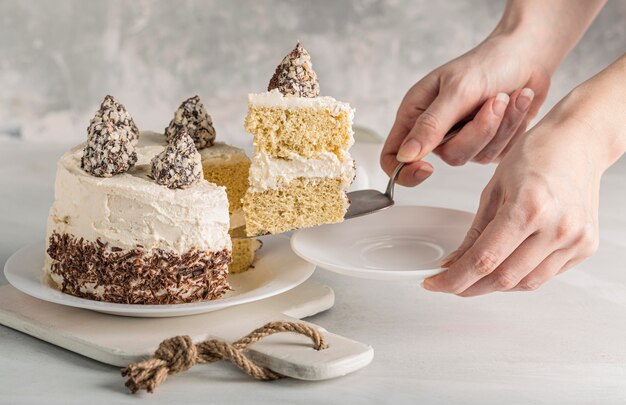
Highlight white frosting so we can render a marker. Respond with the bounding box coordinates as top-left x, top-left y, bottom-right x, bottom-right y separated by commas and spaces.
248, 89, 354, 120
199, 141, 248, 164
45, 131, 231, 255
248, 150, 355, 192
138, 131, 249, 166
